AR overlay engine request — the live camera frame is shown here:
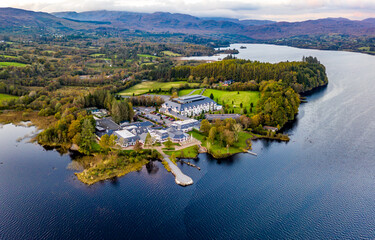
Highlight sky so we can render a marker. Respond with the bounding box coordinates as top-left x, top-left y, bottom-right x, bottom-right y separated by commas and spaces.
1, 0, 375, 21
